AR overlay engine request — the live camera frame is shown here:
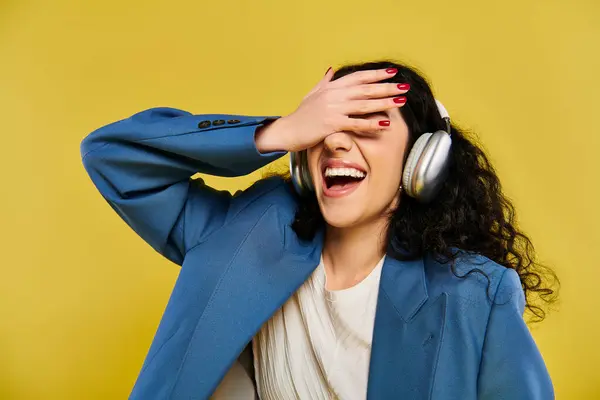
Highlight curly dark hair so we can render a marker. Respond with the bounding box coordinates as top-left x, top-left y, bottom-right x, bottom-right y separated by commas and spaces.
287, 61, 558, 322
